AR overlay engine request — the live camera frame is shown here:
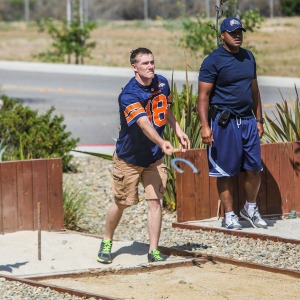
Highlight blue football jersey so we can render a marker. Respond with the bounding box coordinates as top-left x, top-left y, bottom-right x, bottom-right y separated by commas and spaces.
116, 74, 172, 167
